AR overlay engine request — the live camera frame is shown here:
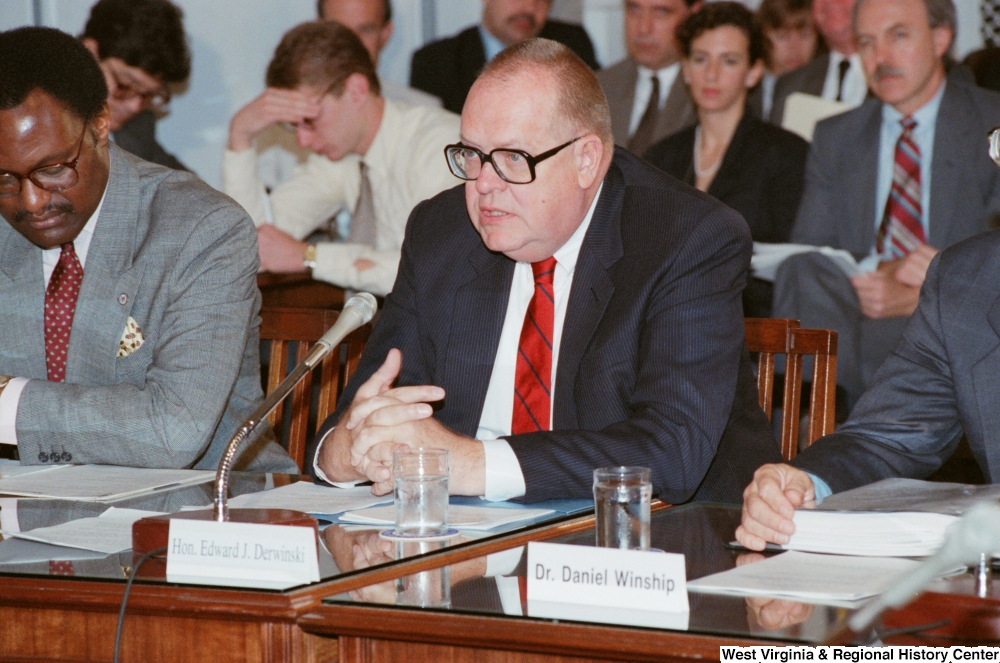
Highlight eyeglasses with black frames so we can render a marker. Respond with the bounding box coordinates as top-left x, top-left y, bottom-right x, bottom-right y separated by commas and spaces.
0, 127, 88, 198
444, 136, 583, 184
